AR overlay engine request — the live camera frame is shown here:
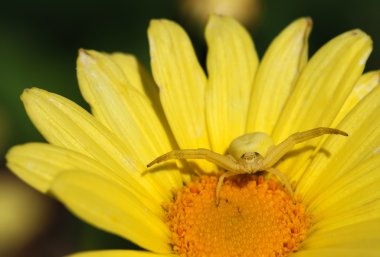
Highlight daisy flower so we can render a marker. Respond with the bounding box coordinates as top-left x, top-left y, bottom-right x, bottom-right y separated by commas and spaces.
6, 16, 380, 257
